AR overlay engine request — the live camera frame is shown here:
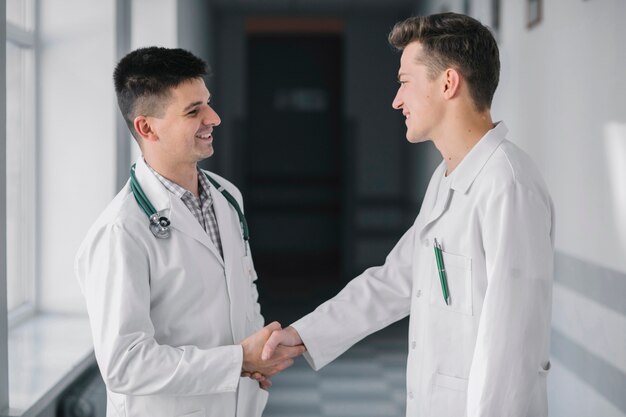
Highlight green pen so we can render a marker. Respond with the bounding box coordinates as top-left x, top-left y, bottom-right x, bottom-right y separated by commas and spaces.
433, 238, 450, 305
